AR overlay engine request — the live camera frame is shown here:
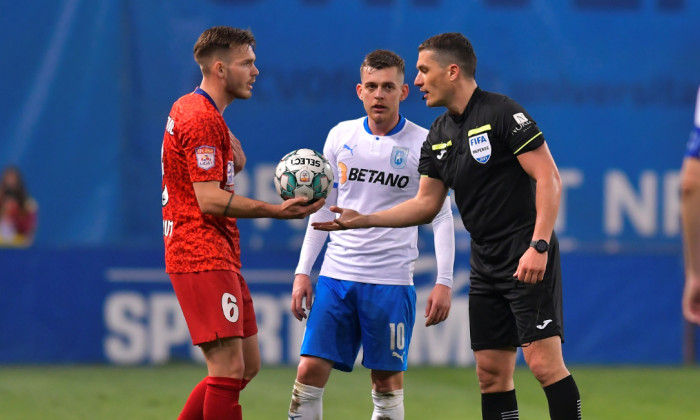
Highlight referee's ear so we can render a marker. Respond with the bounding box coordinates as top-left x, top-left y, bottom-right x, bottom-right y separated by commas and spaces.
448, 64, 460, 82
